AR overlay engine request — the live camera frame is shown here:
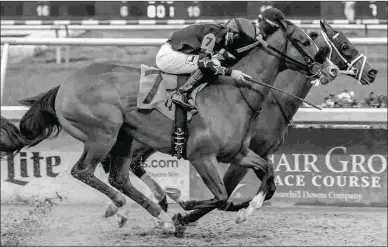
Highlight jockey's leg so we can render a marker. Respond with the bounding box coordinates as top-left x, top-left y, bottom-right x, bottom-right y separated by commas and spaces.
172, 55, 223, 110
156, 43, 198, 74
171, 69, 204, 110
156, 43, 219, 110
